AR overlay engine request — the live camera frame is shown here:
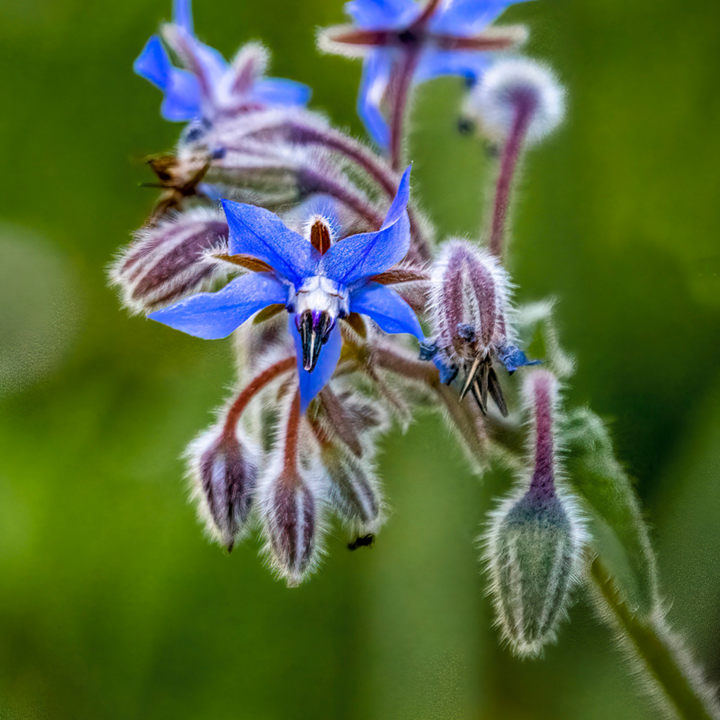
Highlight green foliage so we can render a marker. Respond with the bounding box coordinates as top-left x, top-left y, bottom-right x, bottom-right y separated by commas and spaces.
561, 408, 658, 617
